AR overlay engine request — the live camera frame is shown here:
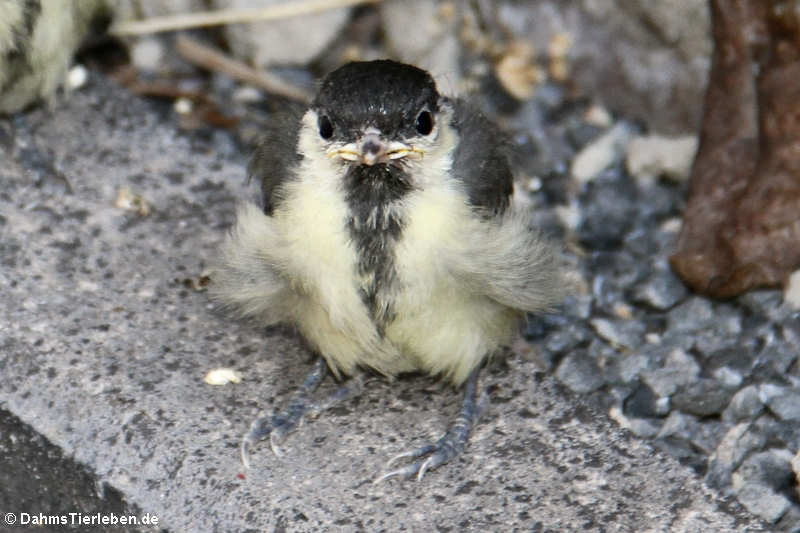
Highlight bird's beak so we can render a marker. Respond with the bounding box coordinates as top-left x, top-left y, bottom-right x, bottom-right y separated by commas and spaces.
327, 130, 423, 166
